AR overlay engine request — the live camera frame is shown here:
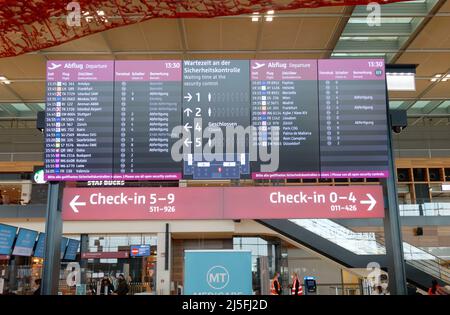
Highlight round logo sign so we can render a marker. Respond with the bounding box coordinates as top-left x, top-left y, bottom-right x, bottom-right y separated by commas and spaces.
206, 265, 230, 290
34, 169, 47, 184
